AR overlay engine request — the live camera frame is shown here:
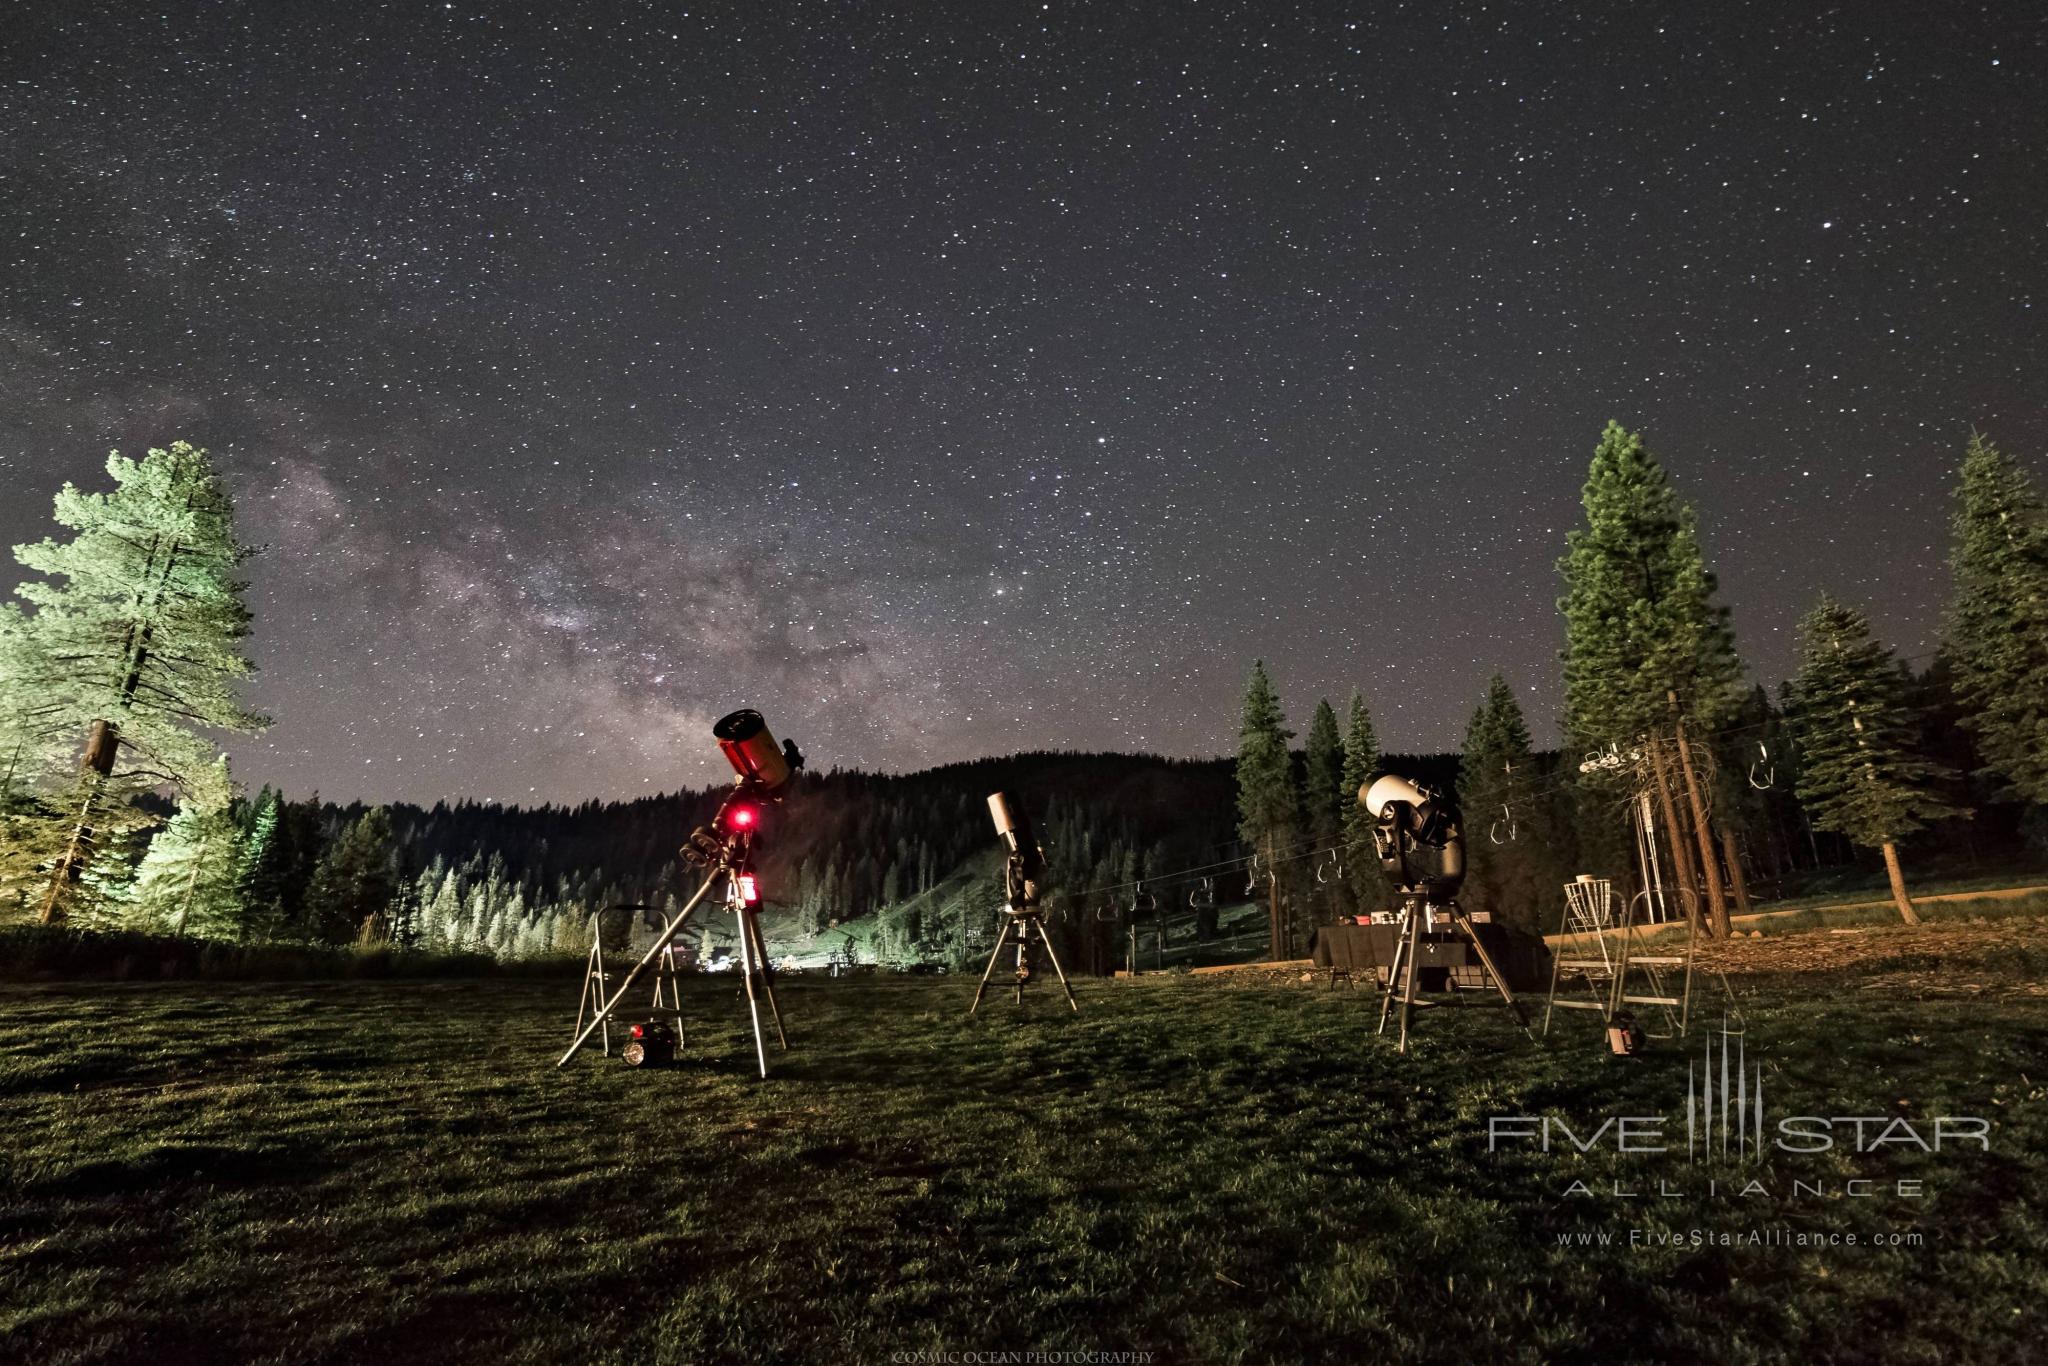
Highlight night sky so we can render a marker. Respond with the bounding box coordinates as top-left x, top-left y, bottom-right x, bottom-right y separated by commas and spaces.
3, 2, 2044, 804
